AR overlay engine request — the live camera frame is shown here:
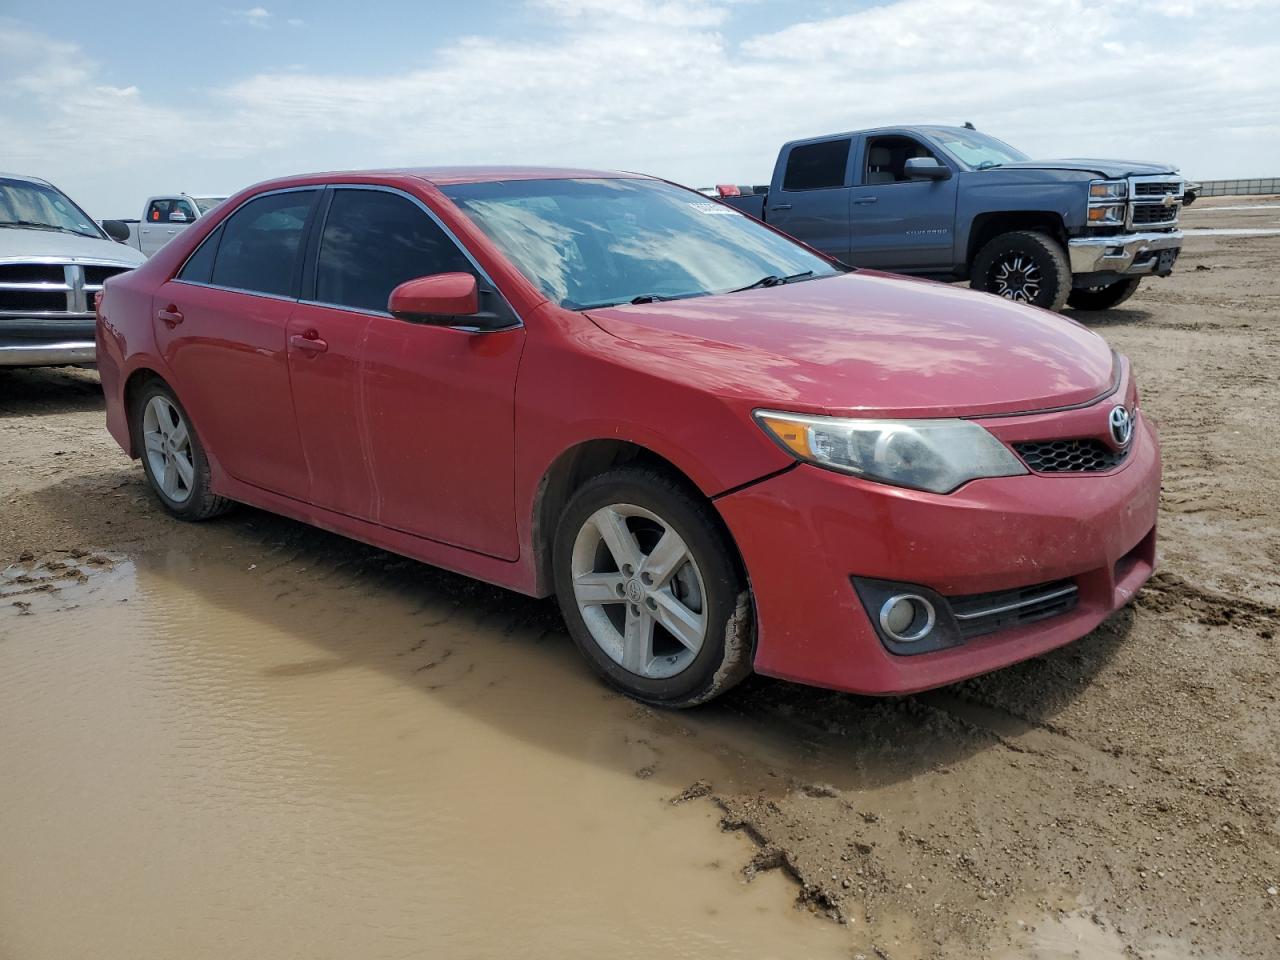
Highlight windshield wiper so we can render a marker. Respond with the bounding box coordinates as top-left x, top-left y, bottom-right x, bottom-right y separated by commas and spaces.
0, 219, 94, 237
729, 270, 814, 293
